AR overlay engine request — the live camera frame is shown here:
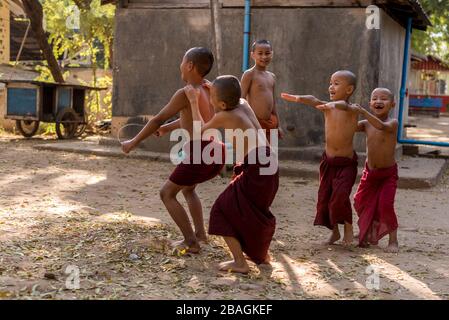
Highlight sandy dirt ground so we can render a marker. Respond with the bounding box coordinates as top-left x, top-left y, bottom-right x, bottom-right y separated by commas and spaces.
1, 134, 449, 300
406, 114, 449, 143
